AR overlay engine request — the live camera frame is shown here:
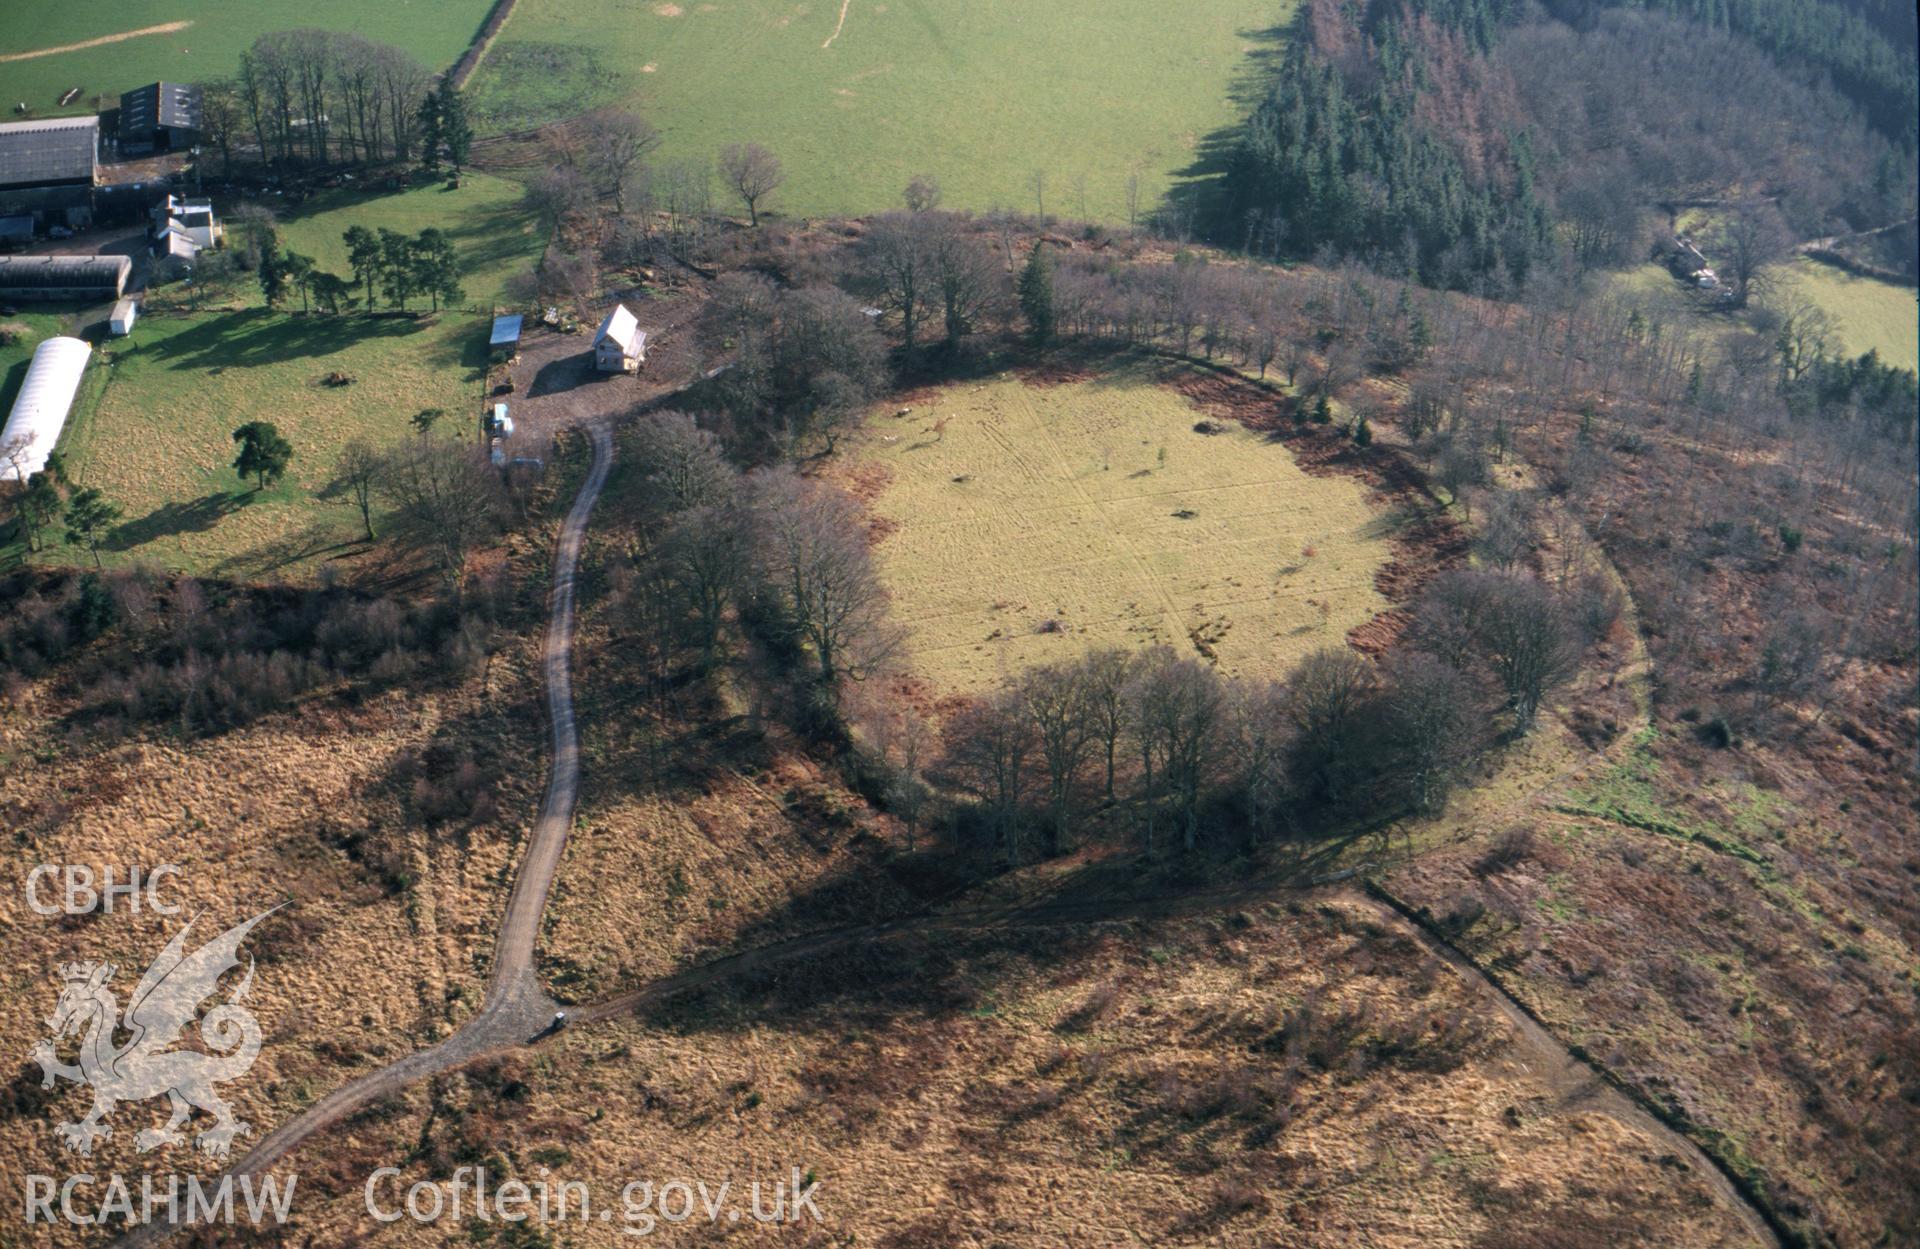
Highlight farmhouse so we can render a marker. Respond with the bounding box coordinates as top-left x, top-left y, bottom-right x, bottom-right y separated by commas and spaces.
118, 83, 201, 153
0, 116, 100, 228
0, 254, 131, 300
151, 194, 221, 250
0, 336, 90, 482
593, 303, 646, 373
